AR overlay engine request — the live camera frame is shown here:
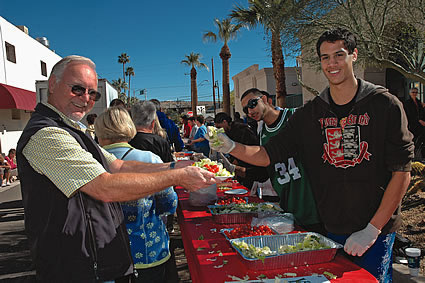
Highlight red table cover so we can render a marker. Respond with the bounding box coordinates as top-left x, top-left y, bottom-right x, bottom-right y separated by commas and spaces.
175, 186, 378, 283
